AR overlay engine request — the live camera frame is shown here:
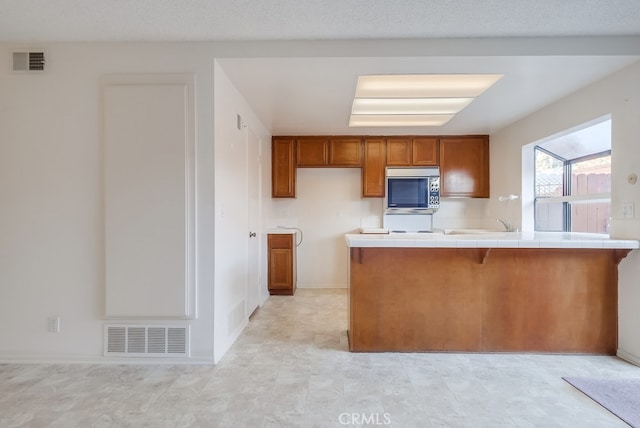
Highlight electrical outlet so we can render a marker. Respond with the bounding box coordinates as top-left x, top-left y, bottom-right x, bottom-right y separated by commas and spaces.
47, 316, 60, 333
622, 203, 635, 219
